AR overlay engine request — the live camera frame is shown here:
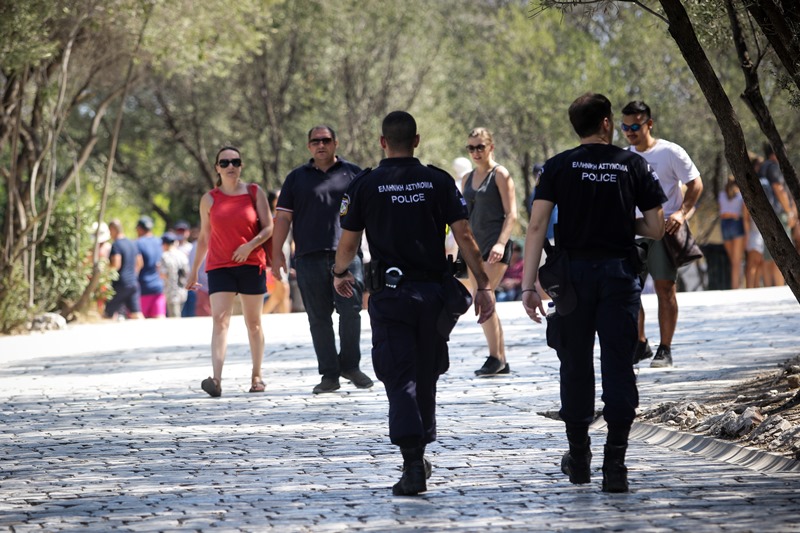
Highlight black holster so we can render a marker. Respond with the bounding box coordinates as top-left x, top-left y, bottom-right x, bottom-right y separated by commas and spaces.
365, 259, 385, 294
